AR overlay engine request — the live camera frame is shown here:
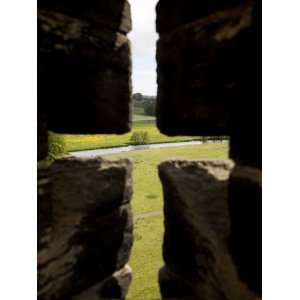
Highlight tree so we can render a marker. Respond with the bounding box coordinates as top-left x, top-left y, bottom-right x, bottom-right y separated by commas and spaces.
48, 132, 66, 161
143, 100, 156, 116
132, 93, 143, 102
129, 131, 150, 145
